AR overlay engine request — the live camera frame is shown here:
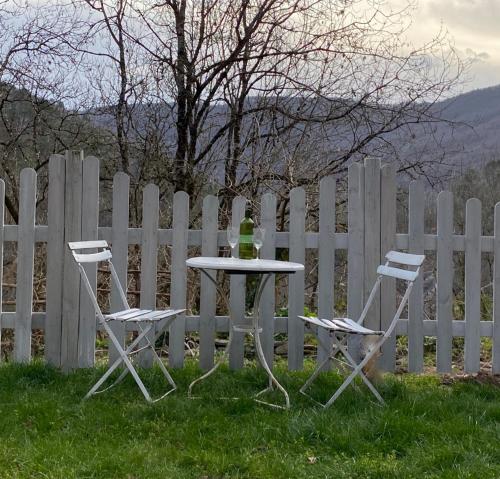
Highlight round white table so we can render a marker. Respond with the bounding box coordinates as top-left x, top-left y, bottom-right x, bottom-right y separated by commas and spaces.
186, 256, 304, 409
